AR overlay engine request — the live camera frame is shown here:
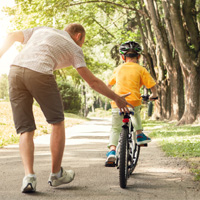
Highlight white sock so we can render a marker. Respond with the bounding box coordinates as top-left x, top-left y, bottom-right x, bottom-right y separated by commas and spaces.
51, 168, 62, 178
27, 174, 36, 178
